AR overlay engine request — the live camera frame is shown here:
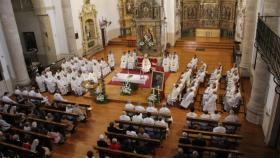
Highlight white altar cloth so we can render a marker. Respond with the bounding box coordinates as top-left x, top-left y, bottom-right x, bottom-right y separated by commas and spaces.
112, 73, 149, 85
